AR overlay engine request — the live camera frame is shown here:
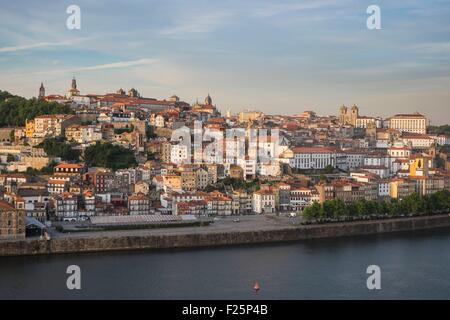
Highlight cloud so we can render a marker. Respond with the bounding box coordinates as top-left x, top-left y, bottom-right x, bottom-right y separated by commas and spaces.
253, 0, 343, 17
64, 58, 157, 73
159, 11, 231, 36
413, 42, 450, 54
14, 58, 157, 77
0, 37, 93, 53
